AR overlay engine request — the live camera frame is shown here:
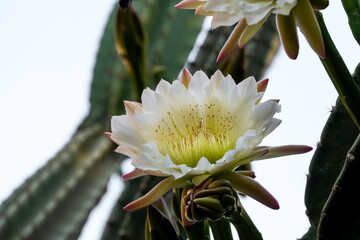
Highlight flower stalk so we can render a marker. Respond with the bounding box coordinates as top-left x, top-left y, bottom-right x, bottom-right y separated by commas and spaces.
226, 200, 263, 240
316, 12, 360, 130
